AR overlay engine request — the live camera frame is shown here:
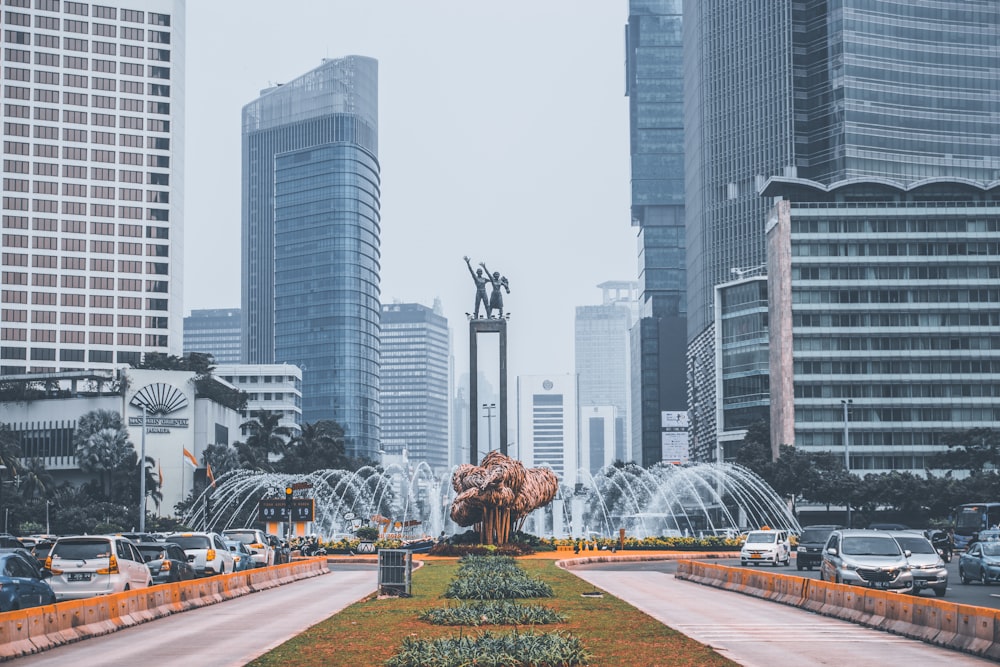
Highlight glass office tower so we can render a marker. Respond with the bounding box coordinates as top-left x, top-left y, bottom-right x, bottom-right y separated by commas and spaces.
684, 0, 1000, 457
242, 56, 380, 460
625, 0, 687, 466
